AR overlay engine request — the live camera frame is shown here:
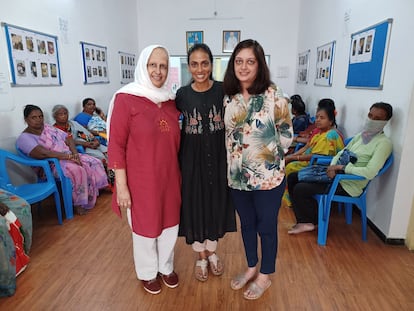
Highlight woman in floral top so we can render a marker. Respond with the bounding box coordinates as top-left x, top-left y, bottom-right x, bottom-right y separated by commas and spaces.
223, 39, 293, 300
